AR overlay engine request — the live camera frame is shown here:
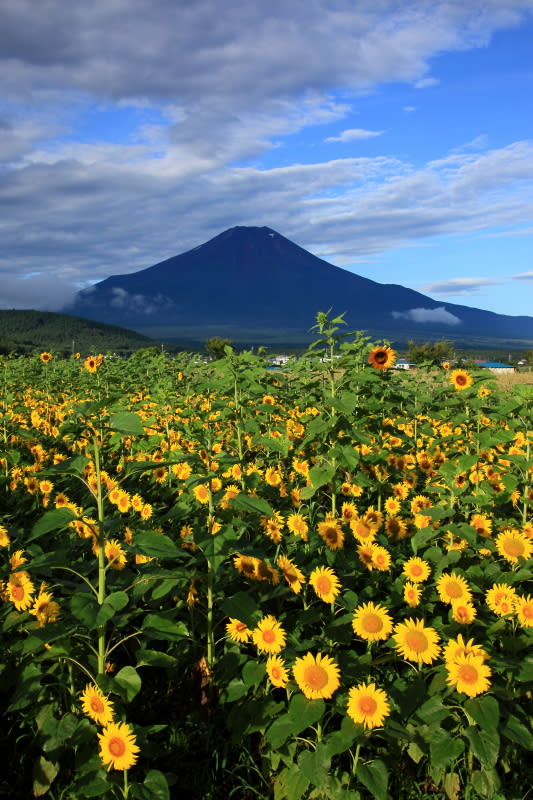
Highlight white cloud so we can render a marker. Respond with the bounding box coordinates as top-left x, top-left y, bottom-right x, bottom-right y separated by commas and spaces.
391, 307, 462, 325
413, 77, 440, 88
512, 271, 533, 281
418, 277, 502, 295
325, 128, 384, 143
